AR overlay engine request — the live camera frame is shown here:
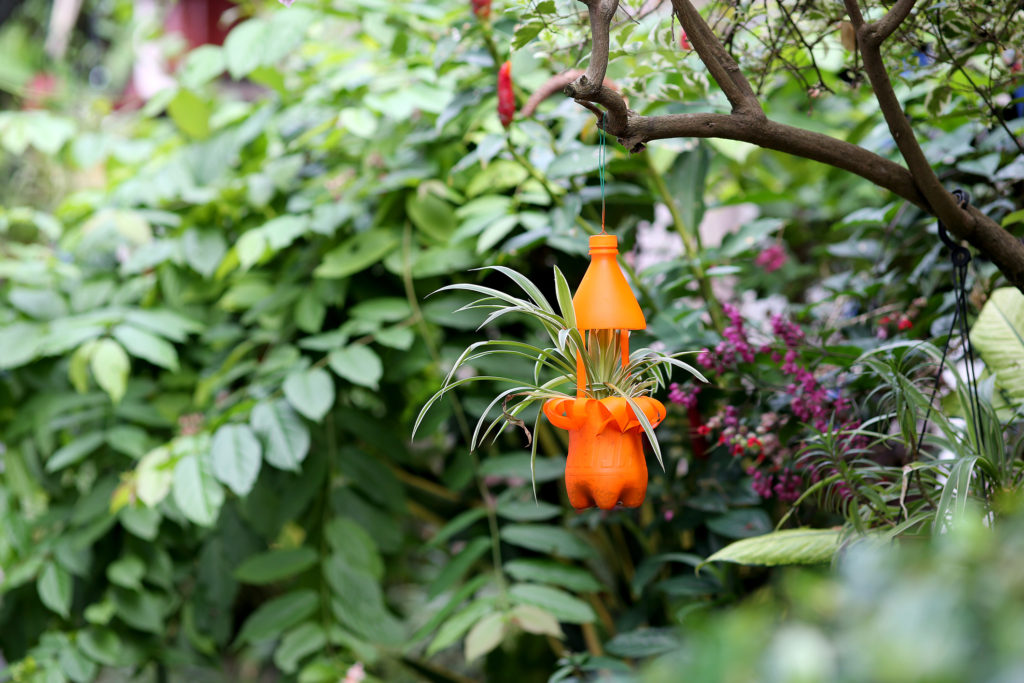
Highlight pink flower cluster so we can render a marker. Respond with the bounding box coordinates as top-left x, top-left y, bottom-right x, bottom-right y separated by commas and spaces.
755, 244, 787, 272
691, 305, 863, 502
